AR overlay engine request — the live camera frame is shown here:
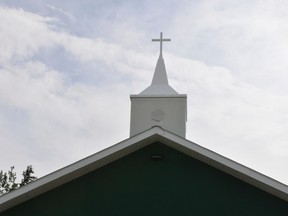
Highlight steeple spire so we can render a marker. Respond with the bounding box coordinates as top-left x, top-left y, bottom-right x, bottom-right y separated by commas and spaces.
140, 32, 178, 94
